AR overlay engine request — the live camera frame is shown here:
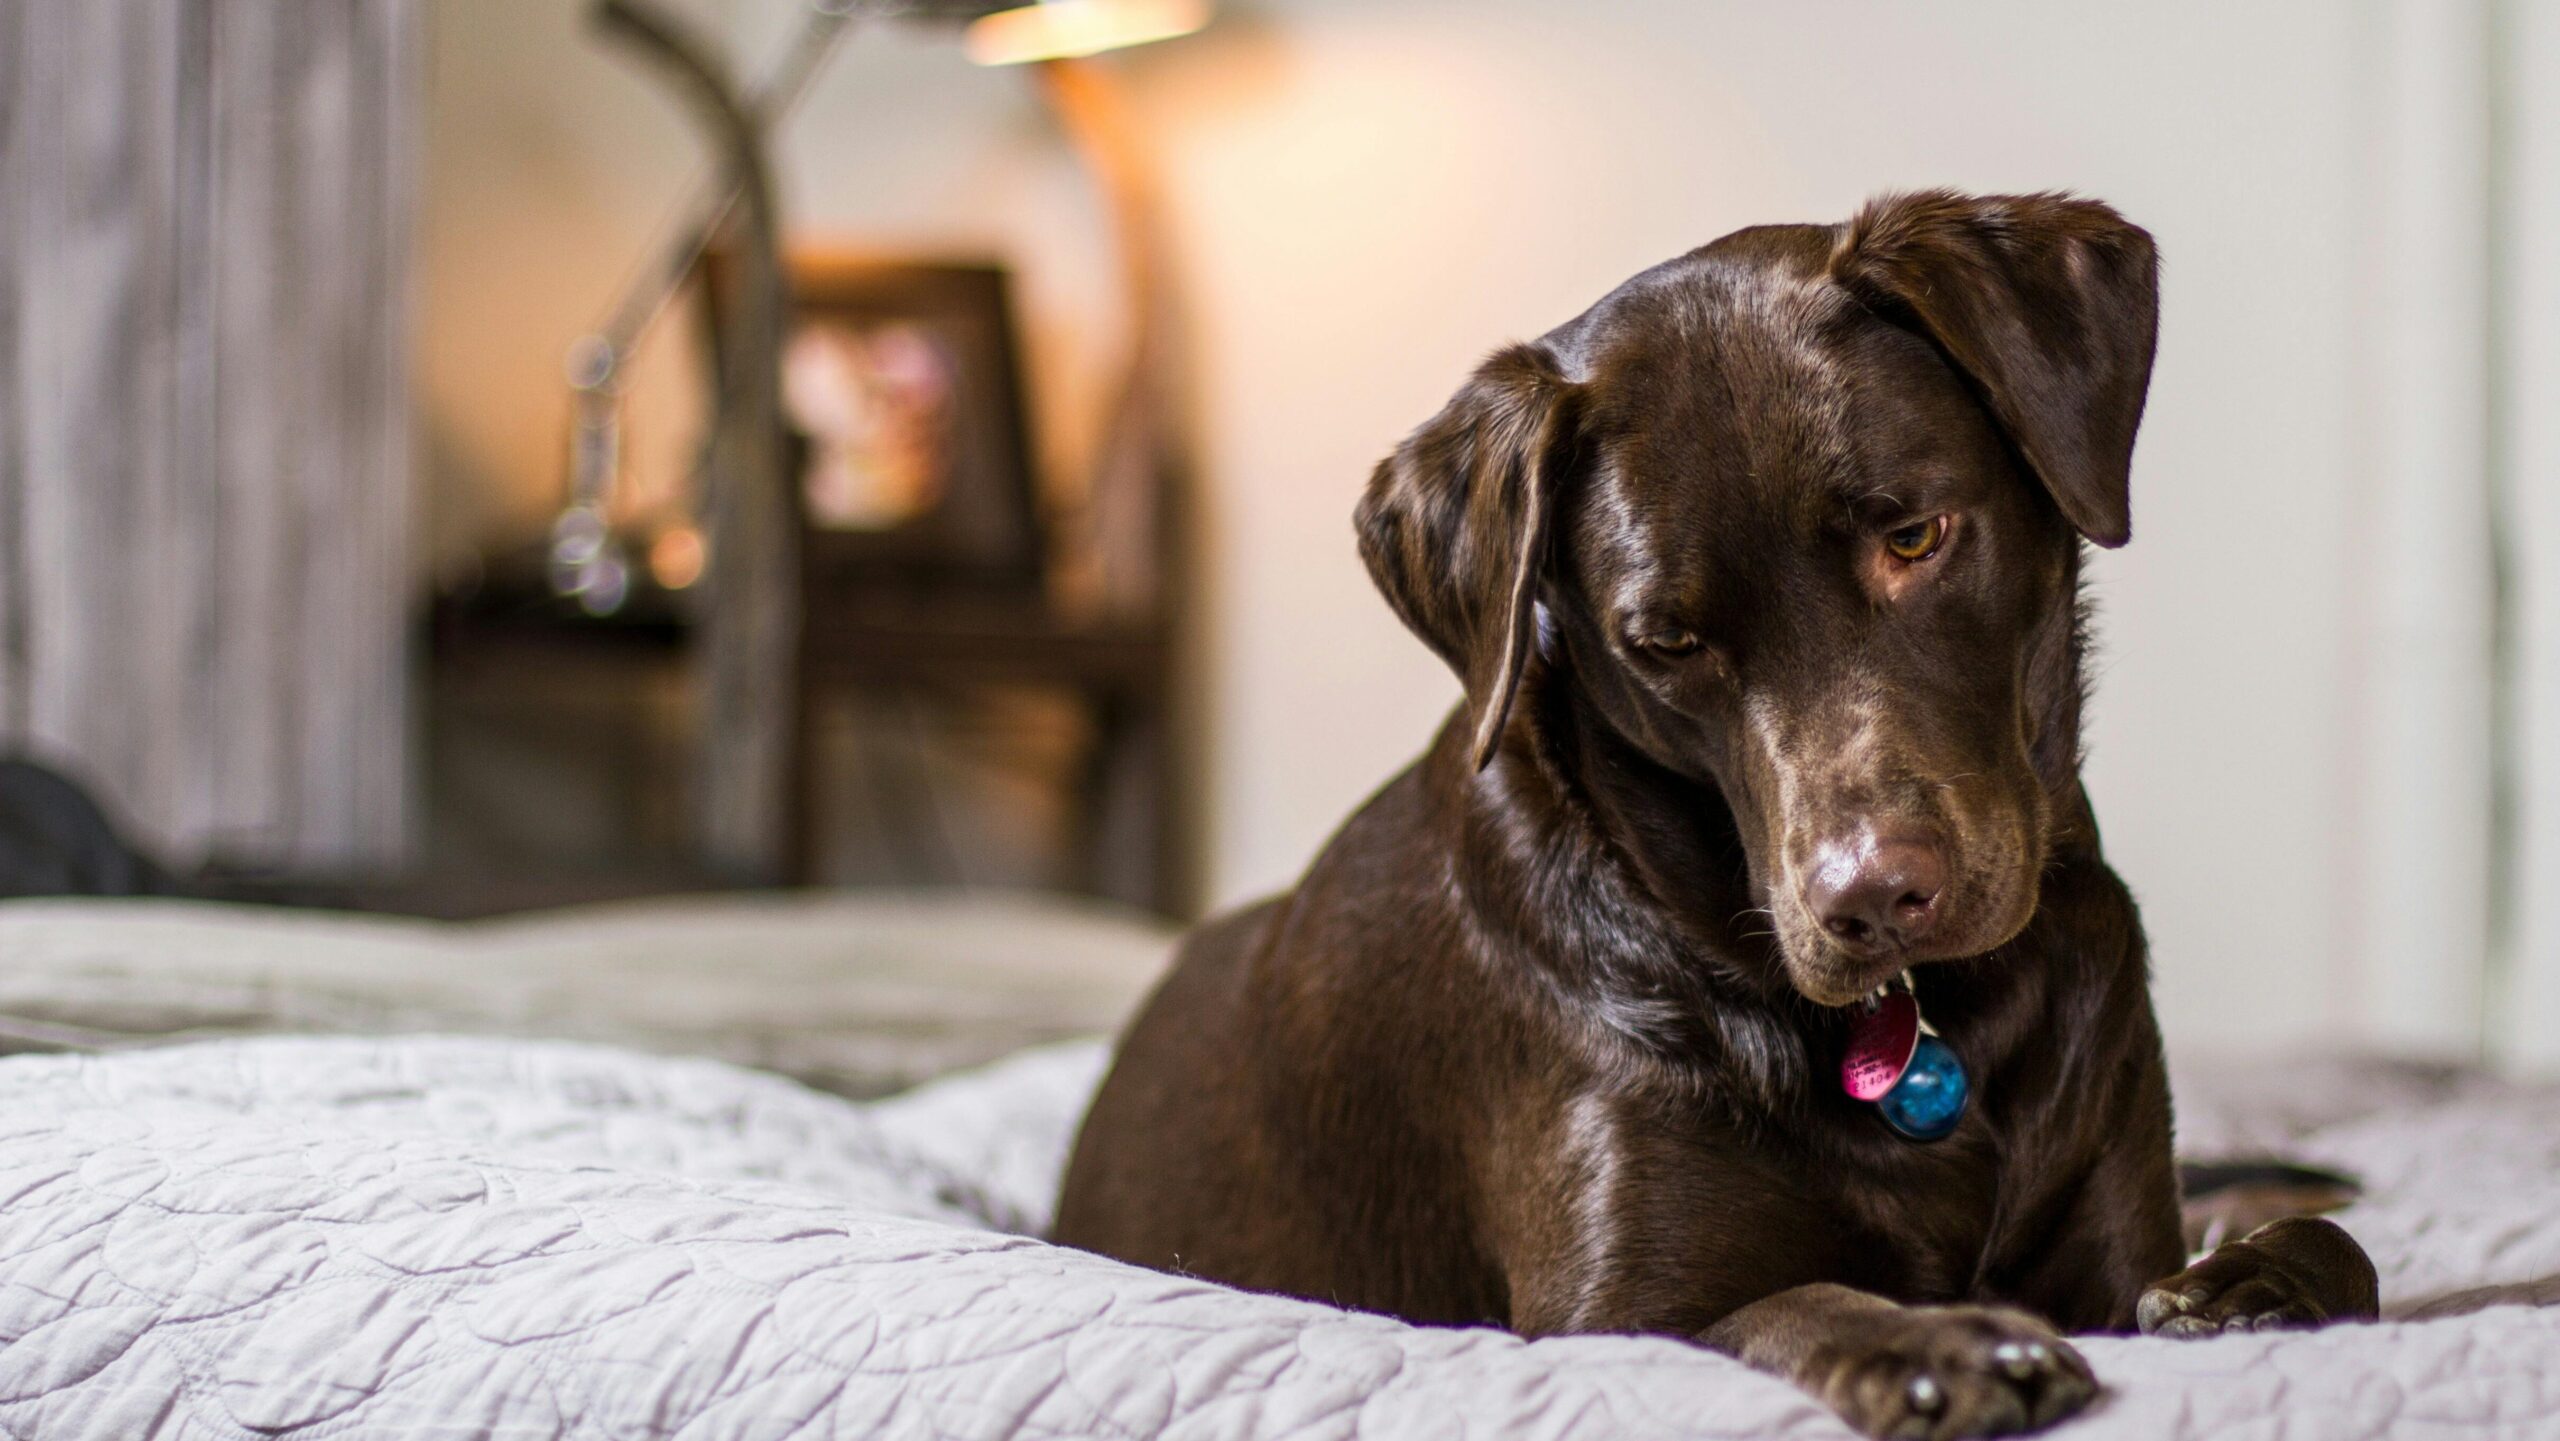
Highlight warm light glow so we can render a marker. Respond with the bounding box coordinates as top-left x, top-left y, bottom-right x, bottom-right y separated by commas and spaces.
964, 0, 1208, 66
649, 525, 706, 590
